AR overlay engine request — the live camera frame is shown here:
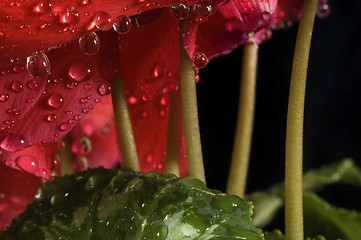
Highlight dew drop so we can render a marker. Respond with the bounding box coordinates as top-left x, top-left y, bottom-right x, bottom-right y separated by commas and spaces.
317, 0, 330, 18
59, 123, 70, 131
47, 93, 64, 109
33, 1, 52, 14
38, 168, 49, 178
5, 159, 12, 167
94, 98, 101, 103
0, 93, 9, 102
170, 4, 191, 20
12, 64, 25, 73
95, 11, 113, 31
59, 8, 80, 25
26, 51, 51, 78
68, 60, 92, 82
193, 52, 208, 69
83, 83, 92, 90
261, 11, 272, 22
11, 81, 23, 92
192, 4, 212, 23
46, 114, 57, 122
152, 63, 164, 79
79, 32, 100, 56
98, 82, 112, 96
15, 155, 38, 174
27, 80, 38, 90
79, 0, 93, 6
113, 15, 132, 34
